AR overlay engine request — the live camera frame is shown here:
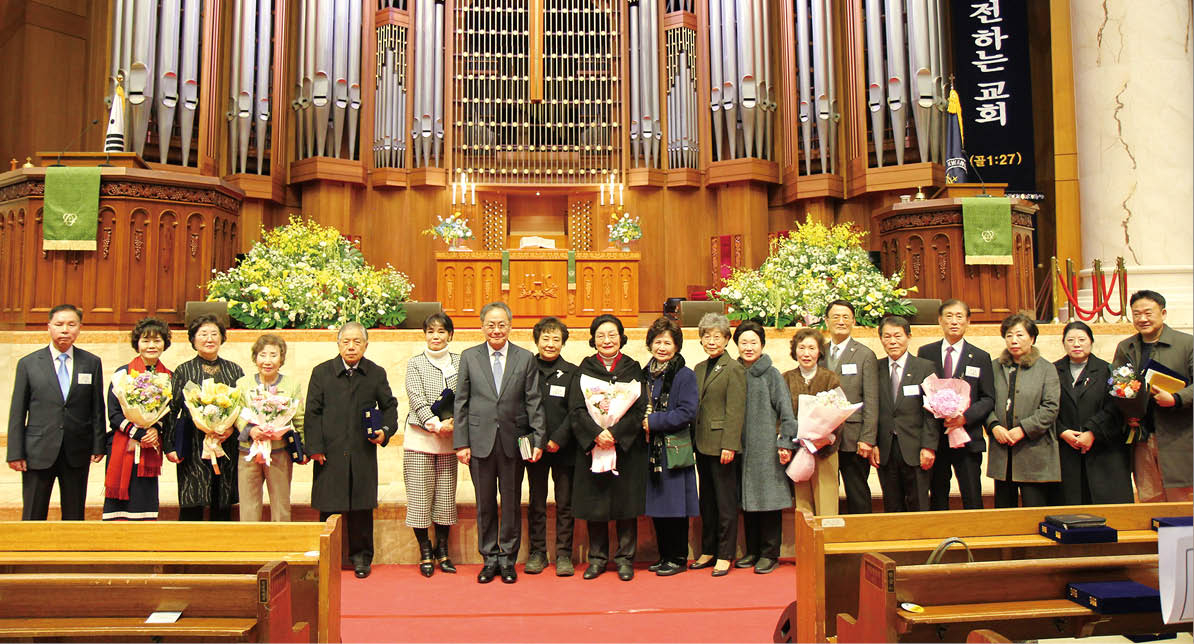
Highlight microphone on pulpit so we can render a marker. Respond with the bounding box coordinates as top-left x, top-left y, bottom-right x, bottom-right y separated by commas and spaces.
960, 147, 991, 197
52, 119, 101, 167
